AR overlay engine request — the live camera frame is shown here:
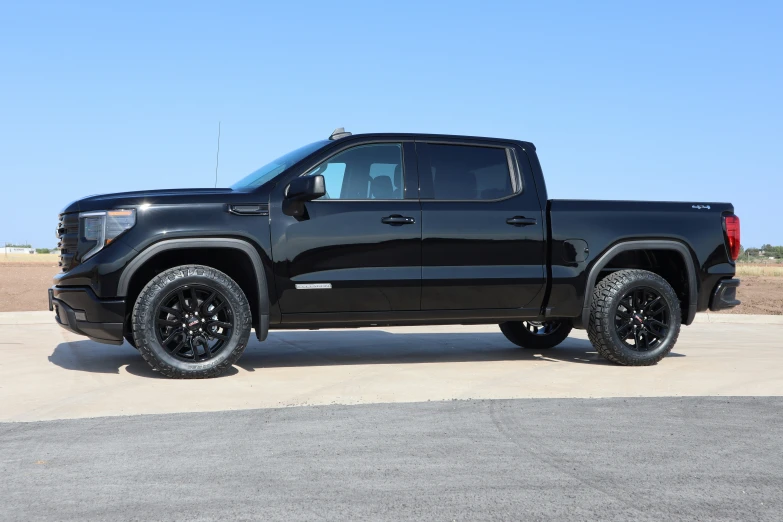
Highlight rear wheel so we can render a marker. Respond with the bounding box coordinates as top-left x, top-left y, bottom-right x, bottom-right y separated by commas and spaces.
499, 320, 572, 350
132, 265, 252, 378
587, 269, 681, 366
